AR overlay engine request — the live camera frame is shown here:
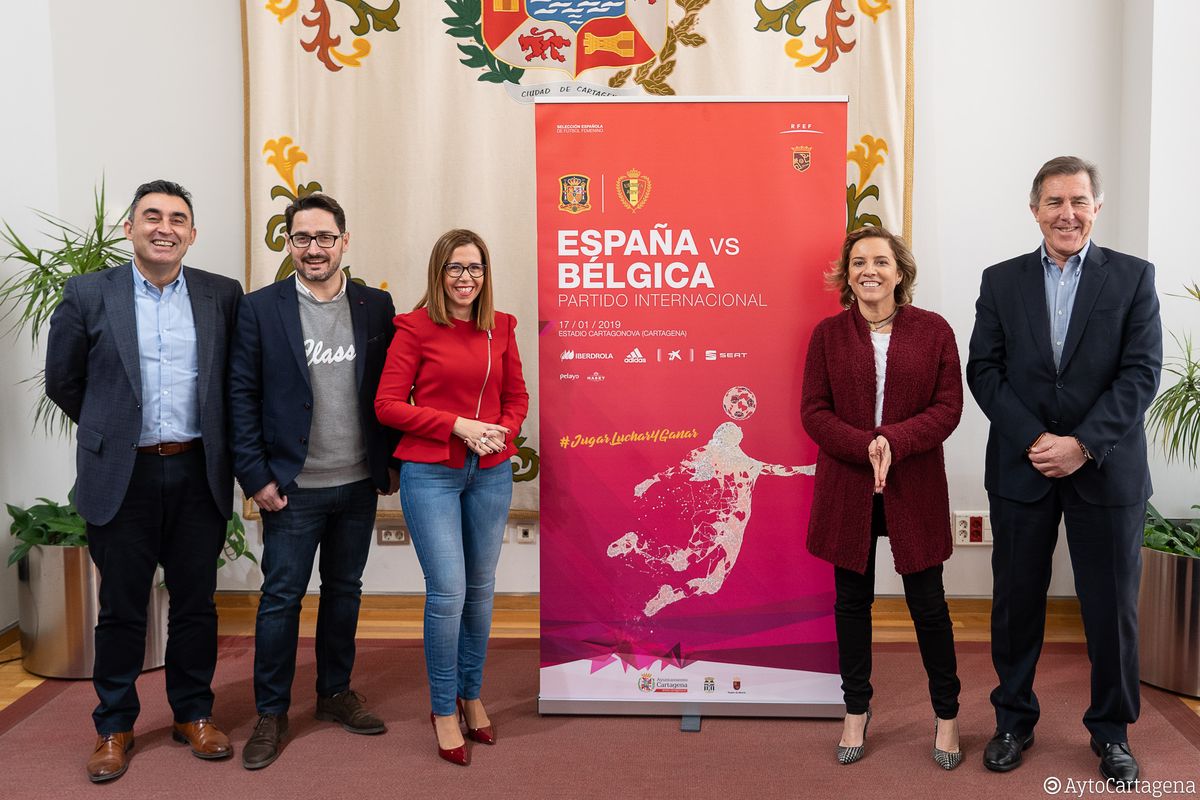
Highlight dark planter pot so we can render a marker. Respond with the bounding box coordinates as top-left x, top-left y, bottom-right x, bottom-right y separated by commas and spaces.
17, 544, 167, 679
1138, 545, 1200, 698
